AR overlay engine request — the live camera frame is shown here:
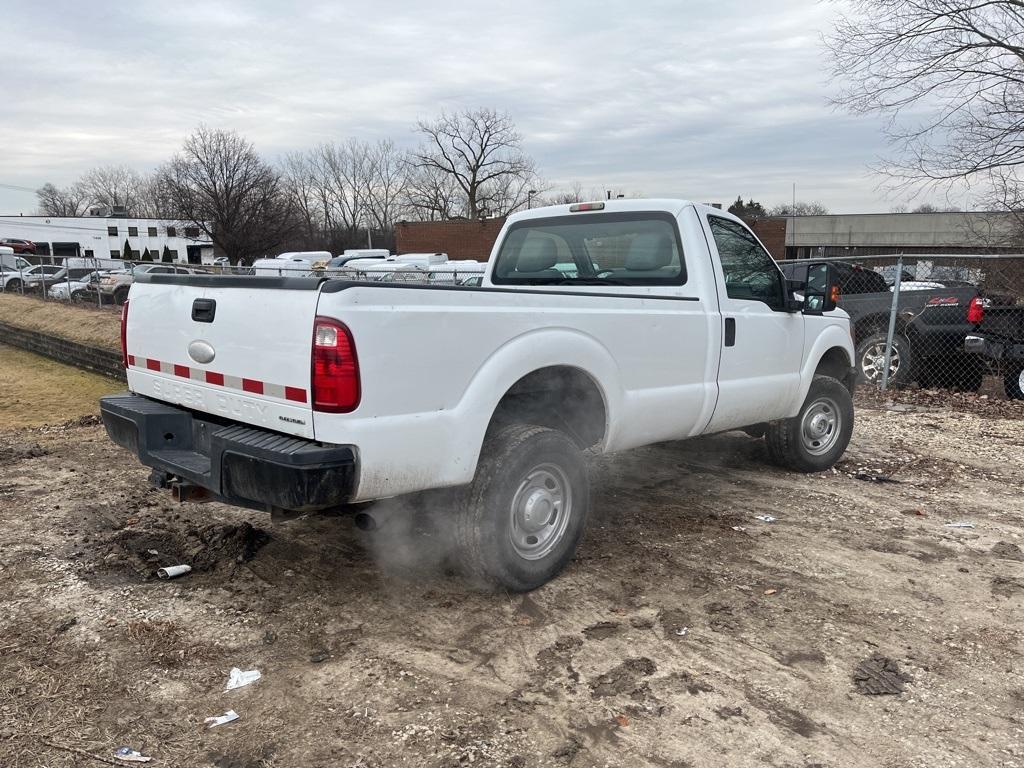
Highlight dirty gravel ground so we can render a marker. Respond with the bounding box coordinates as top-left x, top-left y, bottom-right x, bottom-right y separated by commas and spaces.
1, 391, 1023, 767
